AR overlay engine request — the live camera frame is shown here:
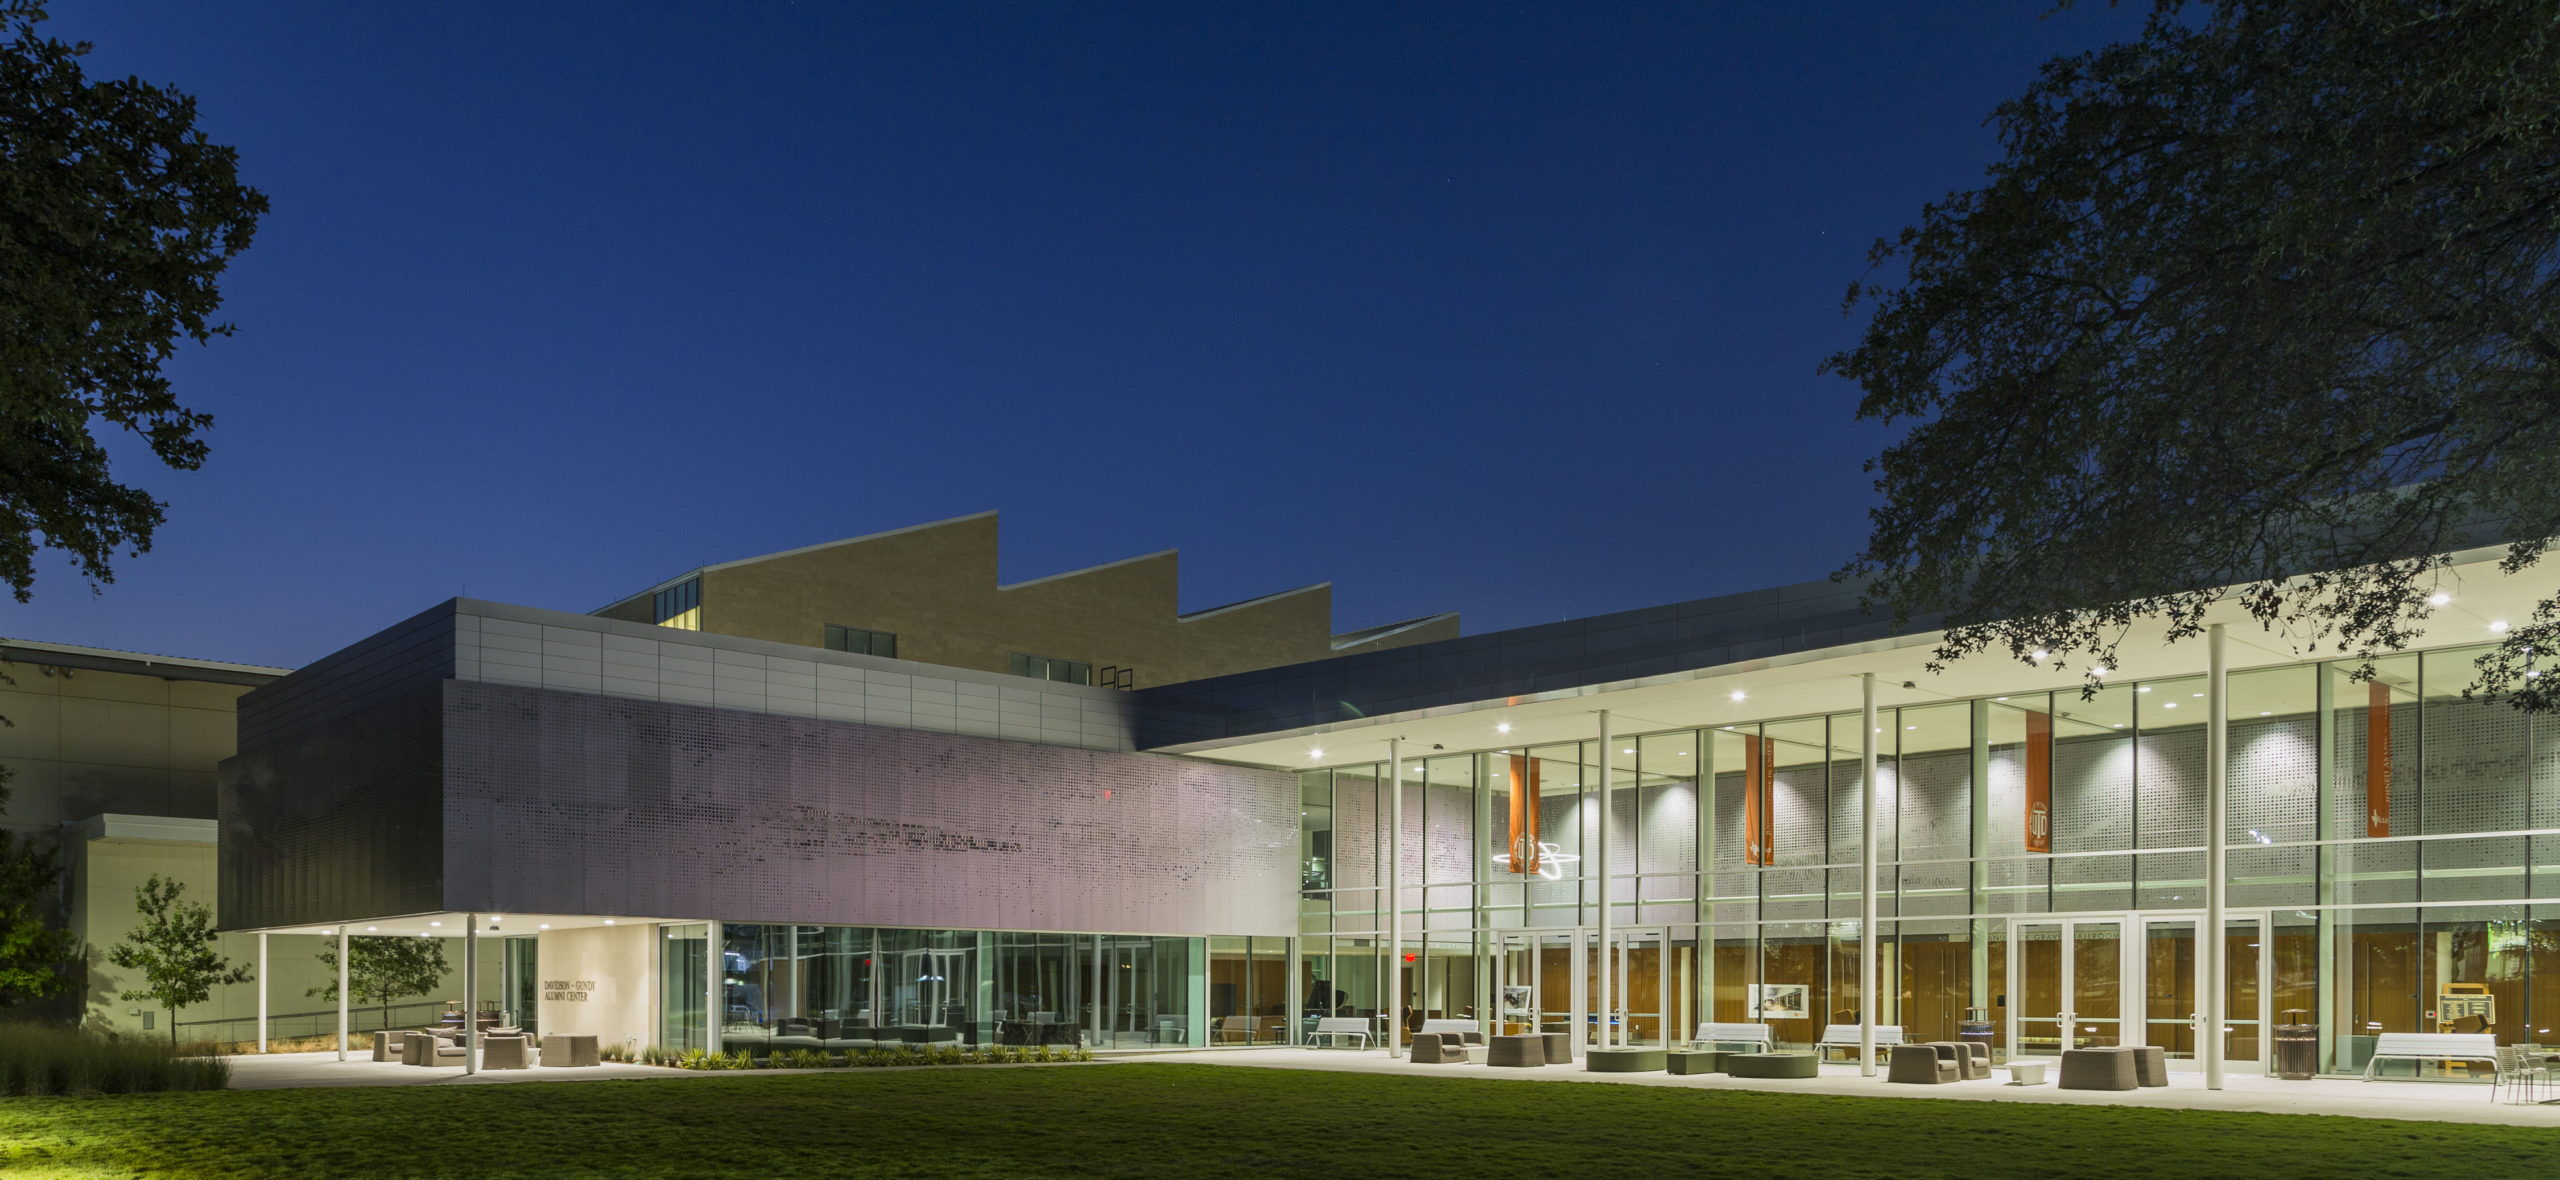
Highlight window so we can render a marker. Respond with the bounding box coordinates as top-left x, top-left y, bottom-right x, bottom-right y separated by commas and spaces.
1009, 652, 1092, 686
824, 625, 897, 658
653, 578, 701, 631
